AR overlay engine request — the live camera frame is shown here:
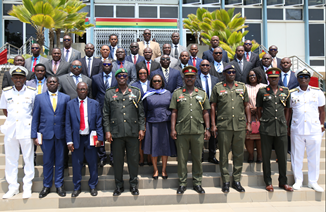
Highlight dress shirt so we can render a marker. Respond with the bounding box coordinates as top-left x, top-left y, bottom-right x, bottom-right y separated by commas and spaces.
144, 41, 150, 48
64, 47, 72, 62
162, 67, 169, 81
181, 63, 188, 69
103, 72, 112, 87
86, 56, 94, 76
200, 73, 212, 96
281, 71, 291, 87
132, 54, 139, 64
140, 80, 148, 93
101, 57, 109, 62
78, 97, 89, 135
236, 58, 243, 72
70, 73, 82, 84
31, 55, 40, 71
214, 61, 223, 73
48, 90, 58, 106
35, 76, 46, 93
145, 60, 151, 69
245, 51, 251, 59
111, 46, 117, 60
